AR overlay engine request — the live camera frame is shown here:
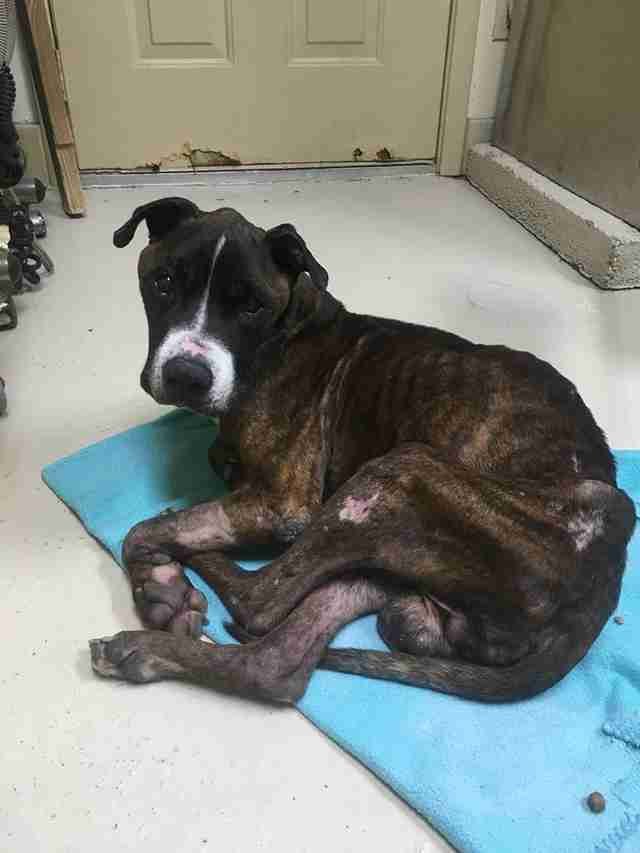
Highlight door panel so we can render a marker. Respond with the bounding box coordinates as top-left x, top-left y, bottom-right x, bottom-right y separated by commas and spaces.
133, 0, 233, 64
52, 0, 451, 169
148, 0, 214, 45
291, 0, 381, 63
306, 0, 365, 44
